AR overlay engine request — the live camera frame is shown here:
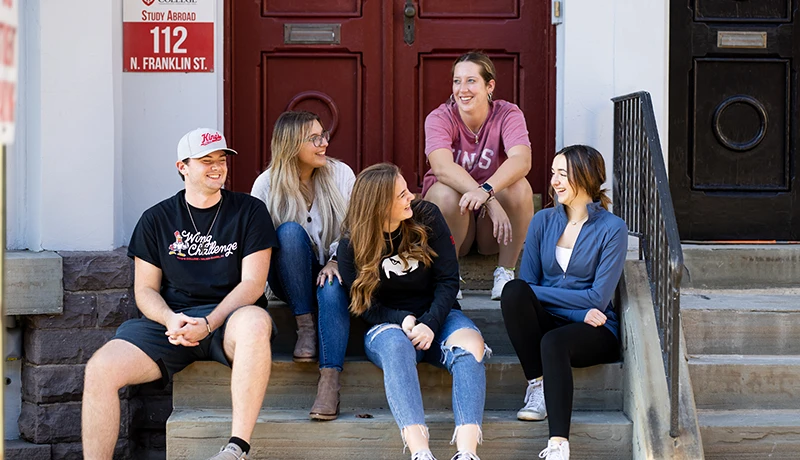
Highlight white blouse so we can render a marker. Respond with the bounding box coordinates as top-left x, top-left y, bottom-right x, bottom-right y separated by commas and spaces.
251, 159, 355, 265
